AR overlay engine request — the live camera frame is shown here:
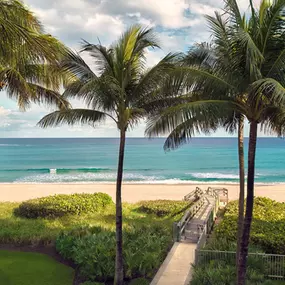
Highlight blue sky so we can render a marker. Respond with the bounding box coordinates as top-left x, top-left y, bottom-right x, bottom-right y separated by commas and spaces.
0, 0, 266, 138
